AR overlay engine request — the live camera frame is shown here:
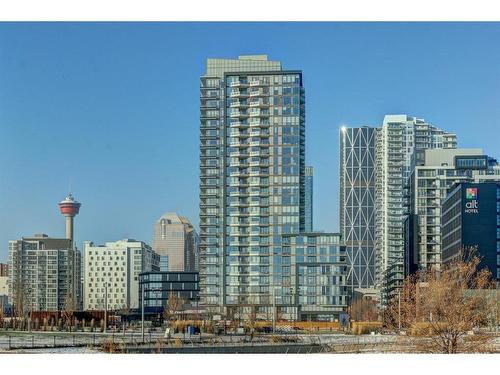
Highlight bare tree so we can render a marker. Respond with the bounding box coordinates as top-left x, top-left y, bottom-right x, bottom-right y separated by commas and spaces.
13, 280, 27, 319
385, 250, 495, 353
163, 293, 186, 322
62, 293, 75, 330
350, 298, 379, 322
